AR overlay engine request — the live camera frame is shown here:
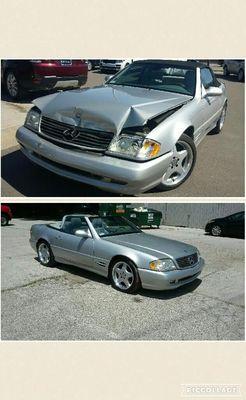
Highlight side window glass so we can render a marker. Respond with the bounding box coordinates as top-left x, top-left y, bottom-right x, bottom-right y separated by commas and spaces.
201, 68, 214, 89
